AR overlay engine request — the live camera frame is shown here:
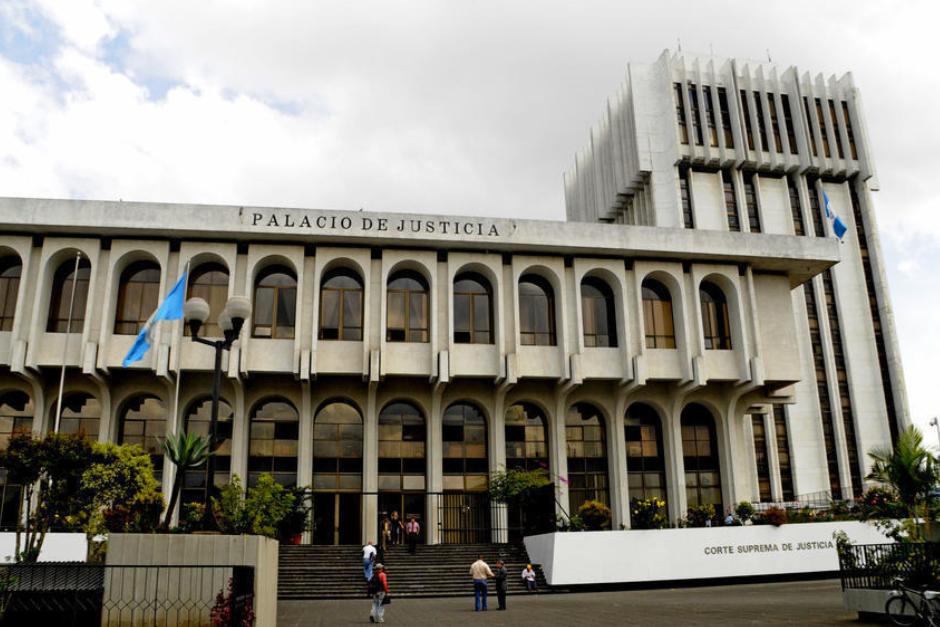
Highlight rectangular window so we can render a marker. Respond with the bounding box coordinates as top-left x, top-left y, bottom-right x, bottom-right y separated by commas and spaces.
766, 94, 783, 153
752, 91, 768, 152
679, 165, 694, 229
787, 176, 805, 236
773, 405, 795, 501
807, 176, 825, 238
803, 97, 818, 157
828, 100, 845, 159
704, 87, 718, 147
688, 84, 704, 146
717, 87, 734, 148
751, 414, 772, 502
744, 173, 761, 233
674, 83, 688, 145
815, 98, 831, 157
722, 171, 740, 232
740, 90, 754, 150
781, 95, 798, 155
842, 101, 858, 160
